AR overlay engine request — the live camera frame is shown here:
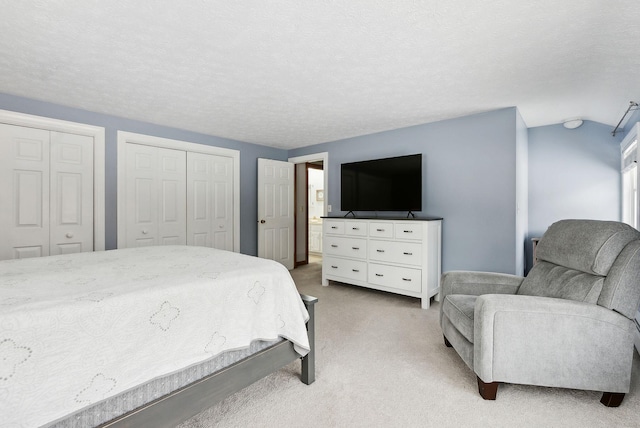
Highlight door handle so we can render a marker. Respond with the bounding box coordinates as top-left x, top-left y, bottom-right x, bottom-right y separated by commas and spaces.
259, 219, 266, 224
